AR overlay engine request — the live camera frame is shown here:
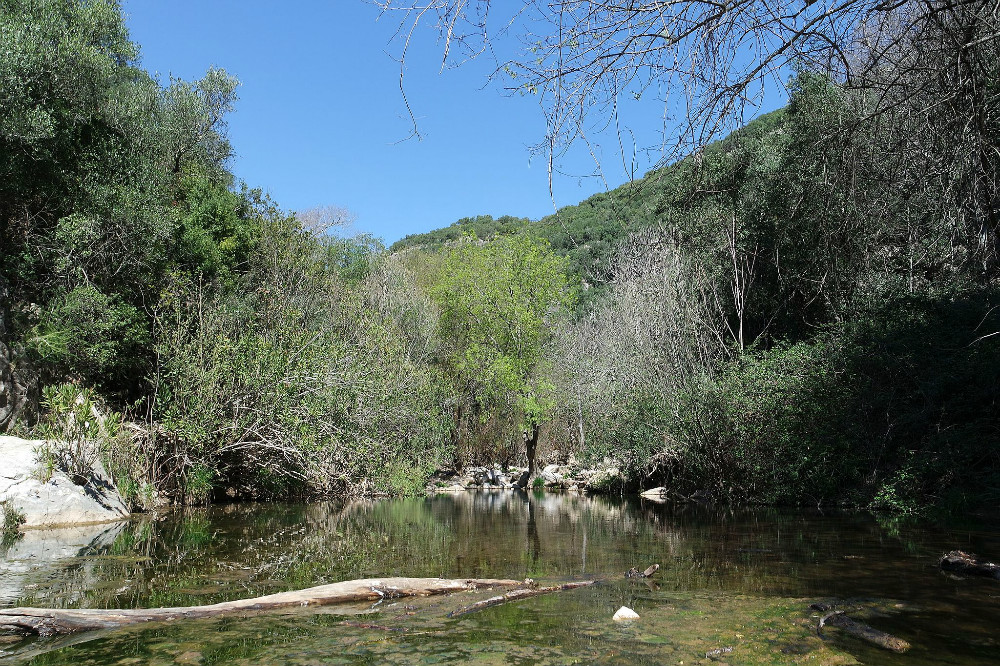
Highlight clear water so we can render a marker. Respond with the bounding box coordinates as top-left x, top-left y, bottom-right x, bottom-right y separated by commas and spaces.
1, 492, 998, 665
